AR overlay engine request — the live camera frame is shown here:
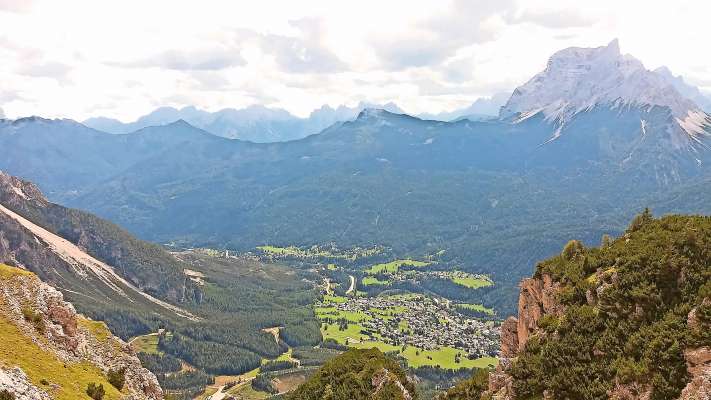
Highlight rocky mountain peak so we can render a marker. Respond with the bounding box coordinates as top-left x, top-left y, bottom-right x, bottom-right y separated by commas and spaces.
0, 171, 48, 208
500, 40, 711, 146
